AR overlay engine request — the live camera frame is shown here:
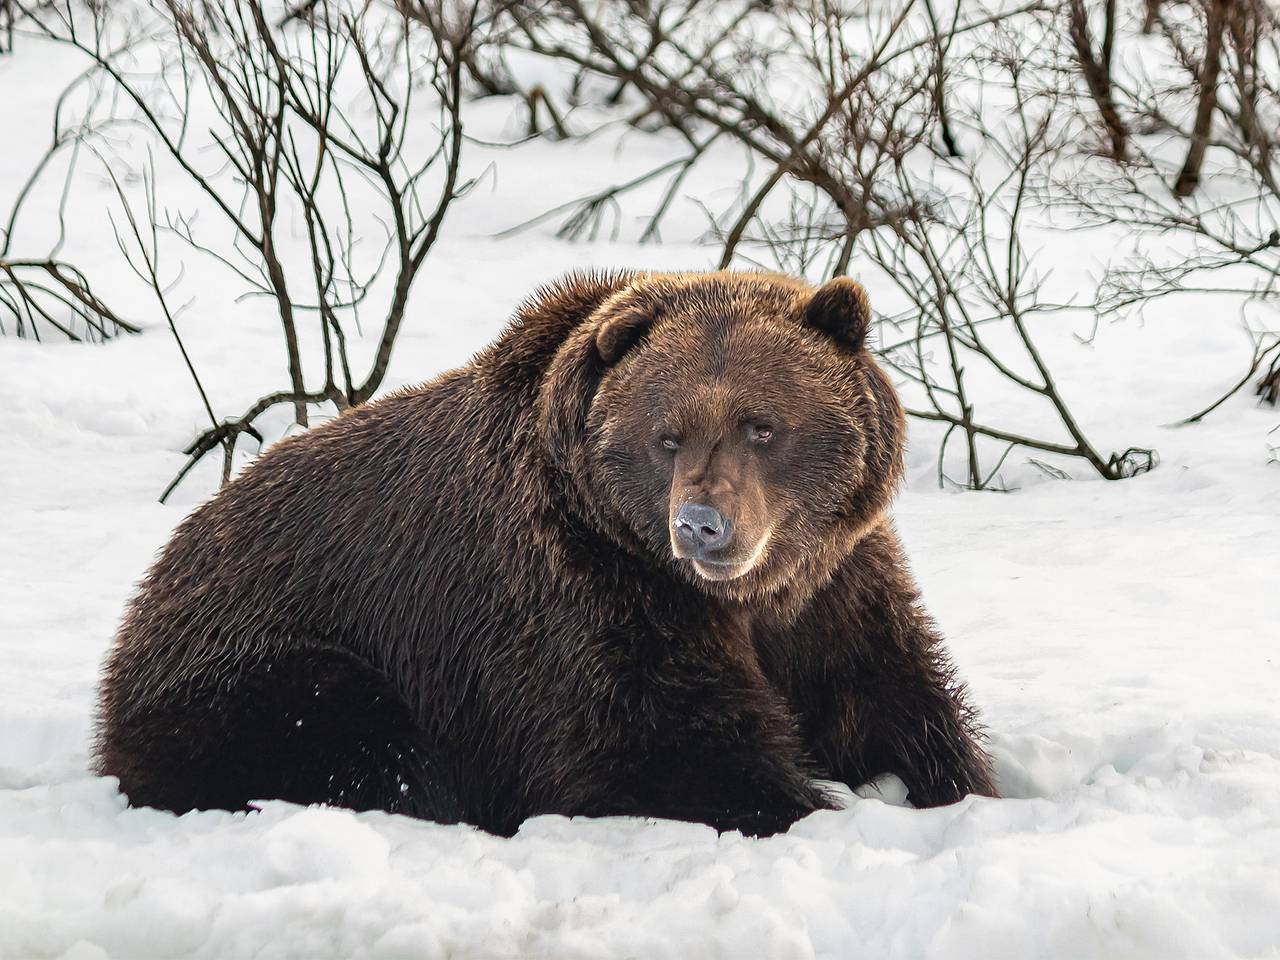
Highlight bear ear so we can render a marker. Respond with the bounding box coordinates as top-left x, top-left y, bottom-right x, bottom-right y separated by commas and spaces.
539, 295, 658, 476
803, 277, 872, 350
595, 305, 656, 366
